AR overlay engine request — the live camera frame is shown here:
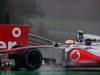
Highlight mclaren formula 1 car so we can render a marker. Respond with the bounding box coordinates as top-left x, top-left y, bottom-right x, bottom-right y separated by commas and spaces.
64, 39, 100, 67
0, 45, 45, 71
